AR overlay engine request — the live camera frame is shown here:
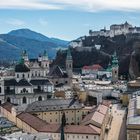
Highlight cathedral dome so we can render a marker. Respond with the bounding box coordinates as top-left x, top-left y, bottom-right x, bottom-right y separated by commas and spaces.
15, 58, 30, 73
